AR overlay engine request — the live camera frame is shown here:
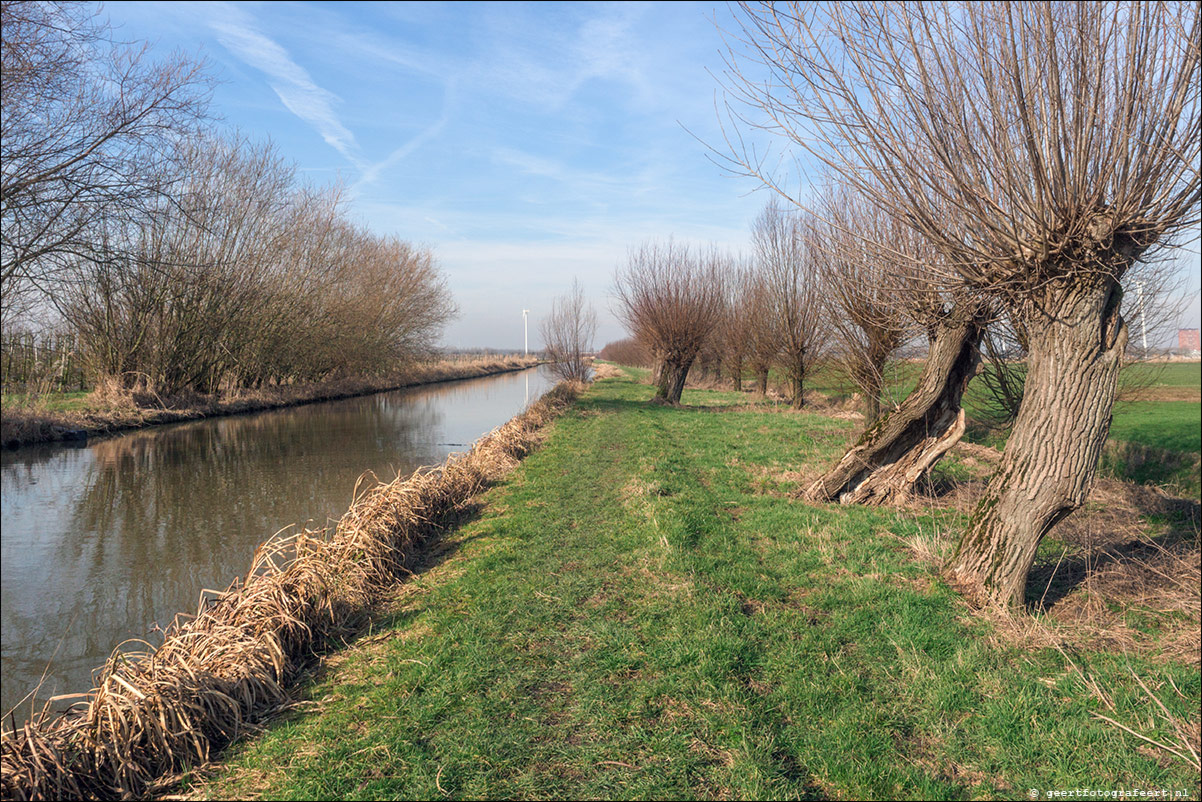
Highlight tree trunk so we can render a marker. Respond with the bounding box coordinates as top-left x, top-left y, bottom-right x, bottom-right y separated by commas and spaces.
863, 376, 882, 426
755, 366, 769, 395
805, 302, 989, 505
861, 341, 892, 425
788, 354, 806, 409
730, 355, 743, 392
950, 279, 1126, 607
654, 356, 692, 404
